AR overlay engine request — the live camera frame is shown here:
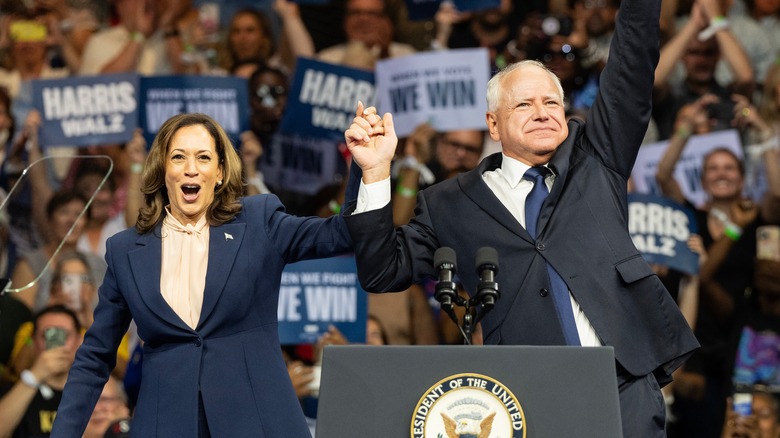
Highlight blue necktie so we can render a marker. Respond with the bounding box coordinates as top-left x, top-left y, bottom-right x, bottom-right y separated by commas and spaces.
523, 167, 581, 346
